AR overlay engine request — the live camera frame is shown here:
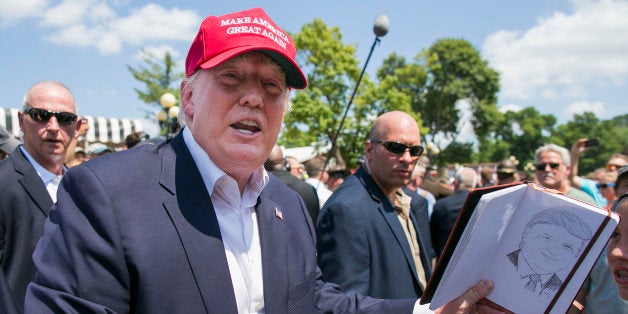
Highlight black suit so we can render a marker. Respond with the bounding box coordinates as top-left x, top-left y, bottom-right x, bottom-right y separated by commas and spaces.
430, 189, 470, 258
271, 170, 319, 223
0, 147, 52, 312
